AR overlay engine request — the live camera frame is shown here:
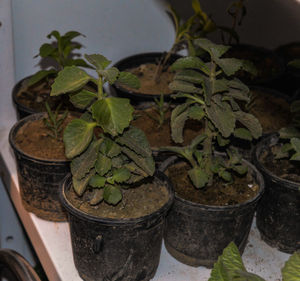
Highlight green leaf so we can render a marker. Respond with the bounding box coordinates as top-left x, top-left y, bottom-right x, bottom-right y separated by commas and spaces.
63, 119, 97, 158
27, 70, 57, 87
69, 89, 97, 109
174, 69, 204, 84
99, 137, 122, 158
51, 66, 91, 96
103, 185, 122, 205
99, 67, 119, 84
290, 138, 300, 153
233, 165, 248, 175
194, 38, 230, 59
169, 80, 202, 94
111, 167, 131, 183
91, 97, 134, 136
89, 174, 106, 188
39, 43, 56, 58
72, 169, 95, 196
84, 54, 111, 70
116, 126, 152, 157
71, 139, 102, 180
171, 56, 210, 75
215, 58, 244, 76
209, 242, 246, 281
171, 107, 189, 143
95, 153, 112, 176
188, 104, 205, 121
47, 30, 61, 41
206, 100, 236, 138
121, 147, 155, 176
89, 189, 104, 205
282, 252, 300, 281
234, 270, 266, 281
279, 127, 300, 139
234, 111, 262, 139
219, 170, 232, 182
234, 128, 253, 141
117, 71, 141, 89
188, 167, 208, 188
